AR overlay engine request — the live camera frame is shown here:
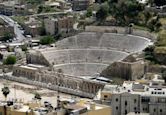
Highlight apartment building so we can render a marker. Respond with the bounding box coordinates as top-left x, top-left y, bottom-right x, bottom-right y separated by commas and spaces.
103, 81, 166, 115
